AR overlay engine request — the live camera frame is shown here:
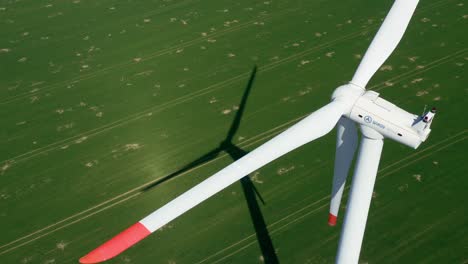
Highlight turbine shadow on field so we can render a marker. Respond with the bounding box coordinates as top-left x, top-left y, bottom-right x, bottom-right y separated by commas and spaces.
142, 66, 279, 263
